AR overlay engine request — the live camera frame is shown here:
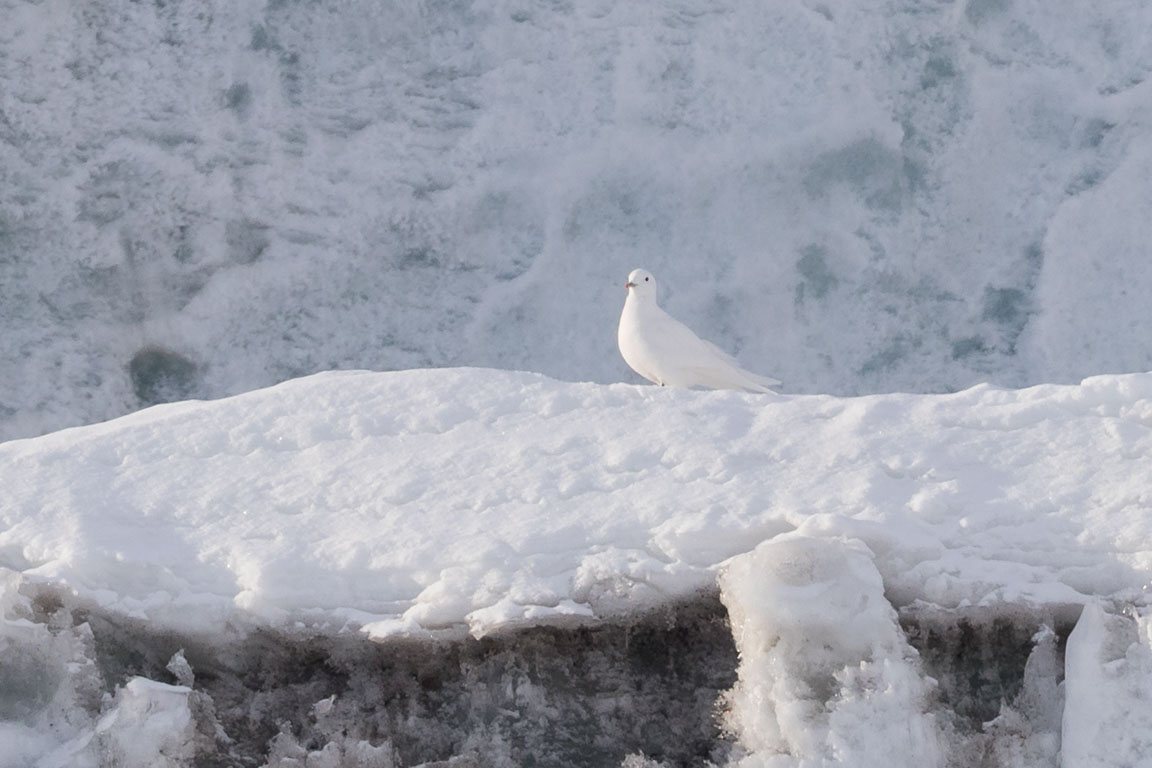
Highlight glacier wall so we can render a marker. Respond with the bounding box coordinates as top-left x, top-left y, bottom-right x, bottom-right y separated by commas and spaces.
4, 0, 1152, 440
